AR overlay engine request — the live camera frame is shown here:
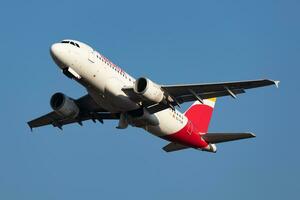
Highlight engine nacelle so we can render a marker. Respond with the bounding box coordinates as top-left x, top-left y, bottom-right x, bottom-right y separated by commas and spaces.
50, 92, 79, 118
134, 77, 164, 103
